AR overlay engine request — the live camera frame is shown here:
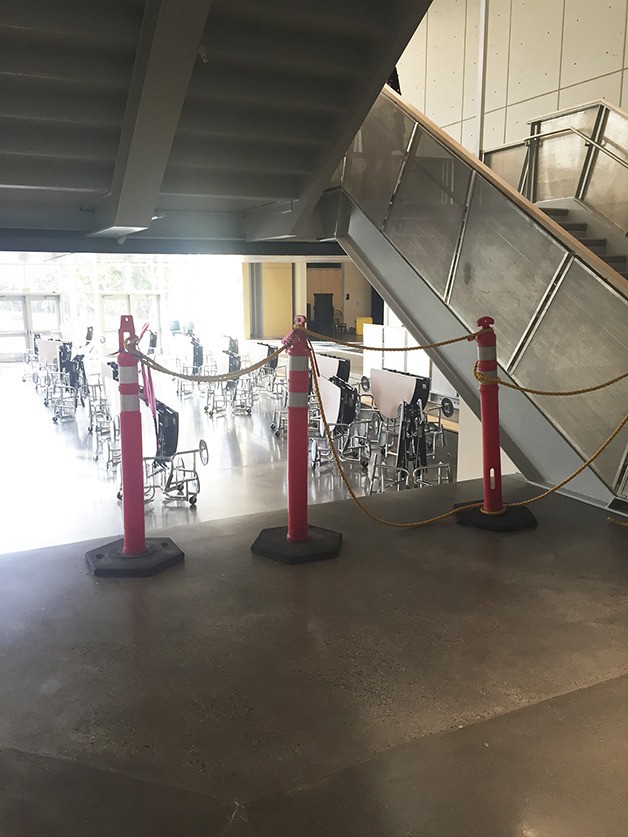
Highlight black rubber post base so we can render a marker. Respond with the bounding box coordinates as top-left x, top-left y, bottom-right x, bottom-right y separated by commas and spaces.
251, 525, 342, 564
453, 502, 537, 532
85, 537, 184, 577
